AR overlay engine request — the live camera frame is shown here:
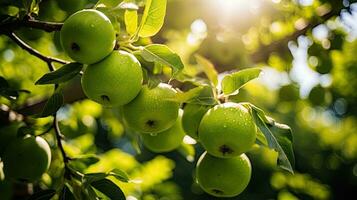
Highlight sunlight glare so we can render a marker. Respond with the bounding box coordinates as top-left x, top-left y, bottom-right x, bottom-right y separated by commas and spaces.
208, 0, 262, 17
